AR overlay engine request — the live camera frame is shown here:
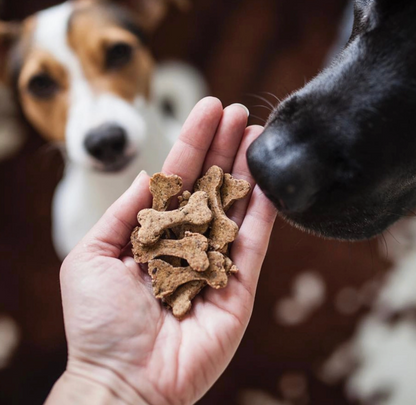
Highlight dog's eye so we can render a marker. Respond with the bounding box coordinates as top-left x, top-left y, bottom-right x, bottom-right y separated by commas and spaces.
105, 42, 134, 70
27, 73, 59, 99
